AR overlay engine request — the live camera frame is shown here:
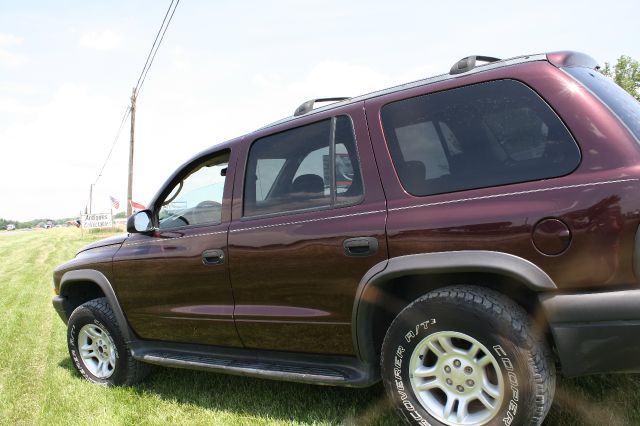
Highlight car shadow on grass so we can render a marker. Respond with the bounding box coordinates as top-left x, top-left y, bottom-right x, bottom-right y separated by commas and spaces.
58, 358, 640, 425
137, 367, 400, 425
58, 357, 398, 425
546, 374, 640, 426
